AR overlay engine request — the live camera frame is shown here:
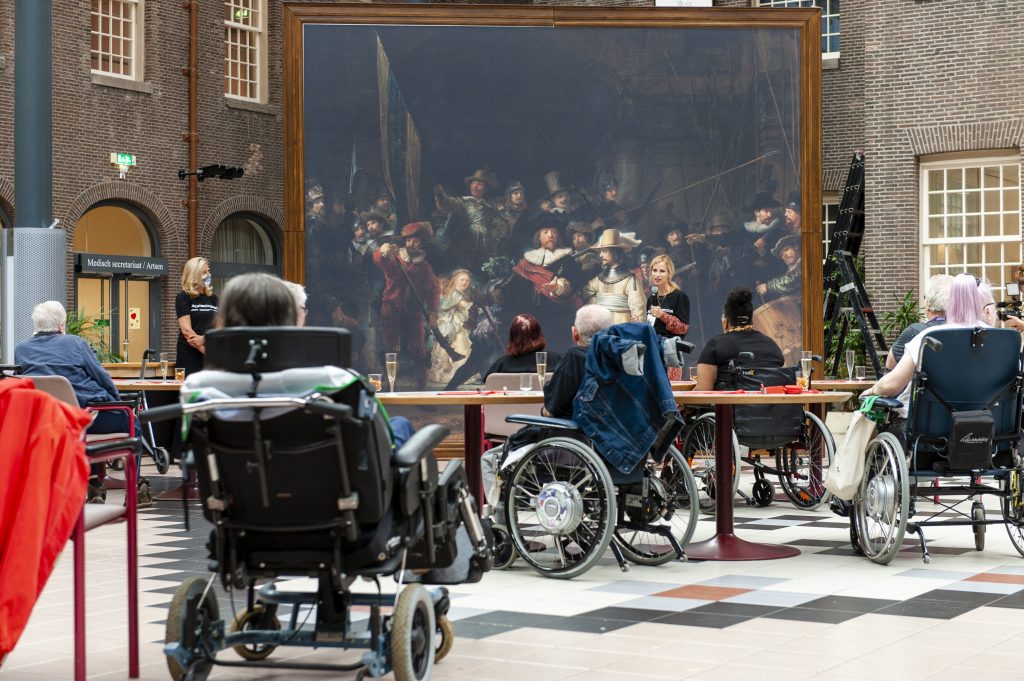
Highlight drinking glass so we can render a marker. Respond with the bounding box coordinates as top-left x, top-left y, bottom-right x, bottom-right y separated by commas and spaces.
535, 351, 548, 388
688, 366, 699, 381
800, 357, 812, 379
385, 353, 398, 392
159, 352, 170, 381
175, 368, 186, 382
796, 370, 808, 389
122, 338, 130, 363
368, 373, 383, 392
519, 373, 533, 392
801, 350, 813, 361
845, 349, 855, 380
854, 365, 867, 381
